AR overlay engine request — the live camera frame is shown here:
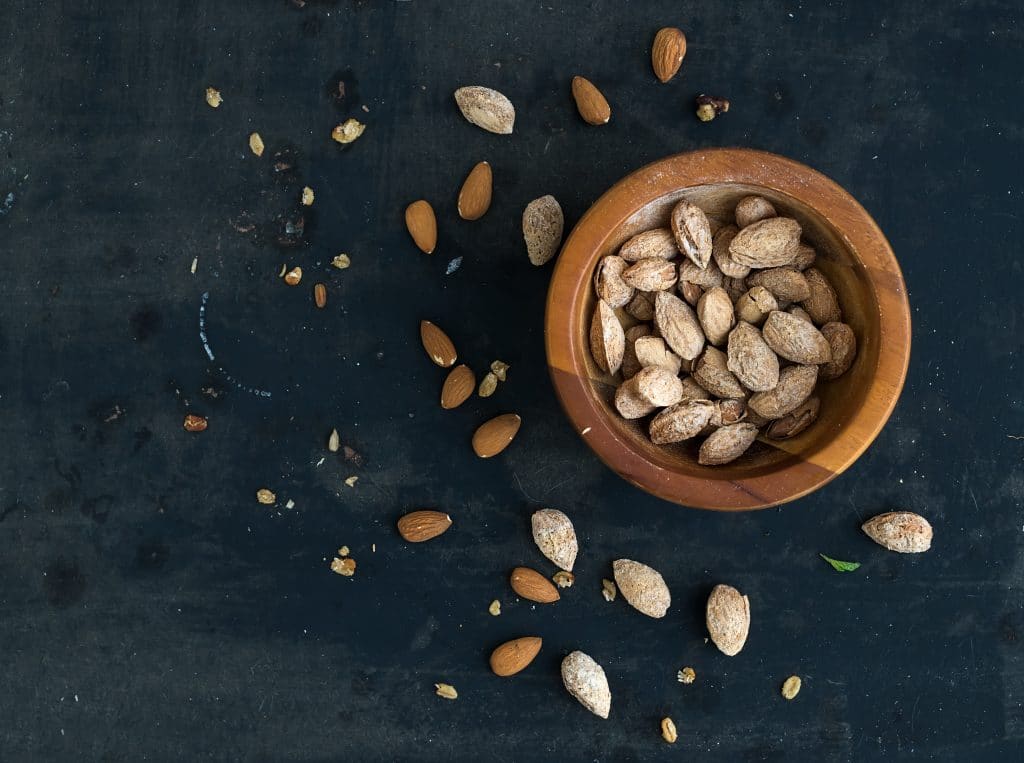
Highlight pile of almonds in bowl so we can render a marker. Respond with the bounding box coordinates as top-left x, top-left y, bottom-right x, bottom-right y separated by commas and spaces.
590, 195, 857, 465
